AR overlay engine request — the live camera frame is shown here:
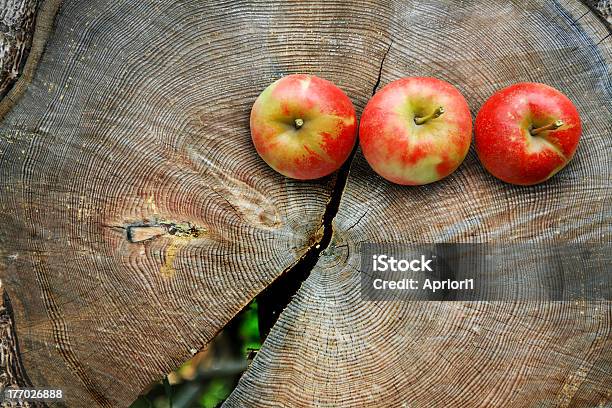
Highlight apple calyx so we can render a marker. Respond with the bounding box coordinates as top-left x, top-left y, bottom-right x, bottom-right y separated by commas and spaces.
530, 119, 564, 136
414, 106, 445, 125
294, 118, 305, 129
